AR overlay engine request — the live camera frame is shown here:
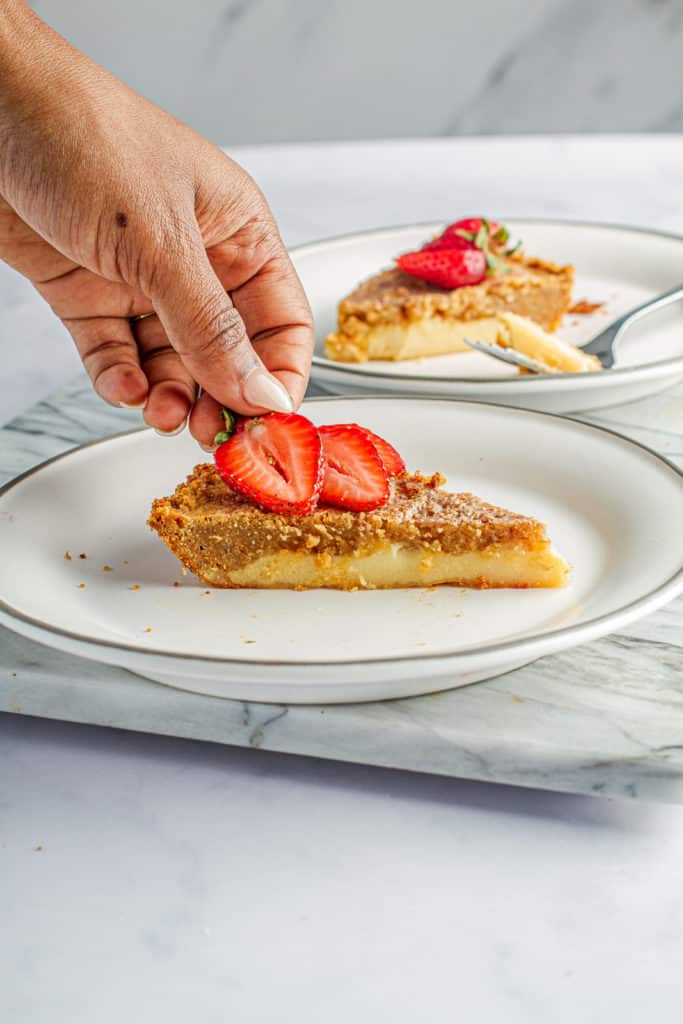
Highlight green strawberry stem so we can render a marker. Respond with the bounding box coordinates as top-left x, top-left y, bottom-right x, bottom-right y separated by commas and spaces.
213, 407, 238, 447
